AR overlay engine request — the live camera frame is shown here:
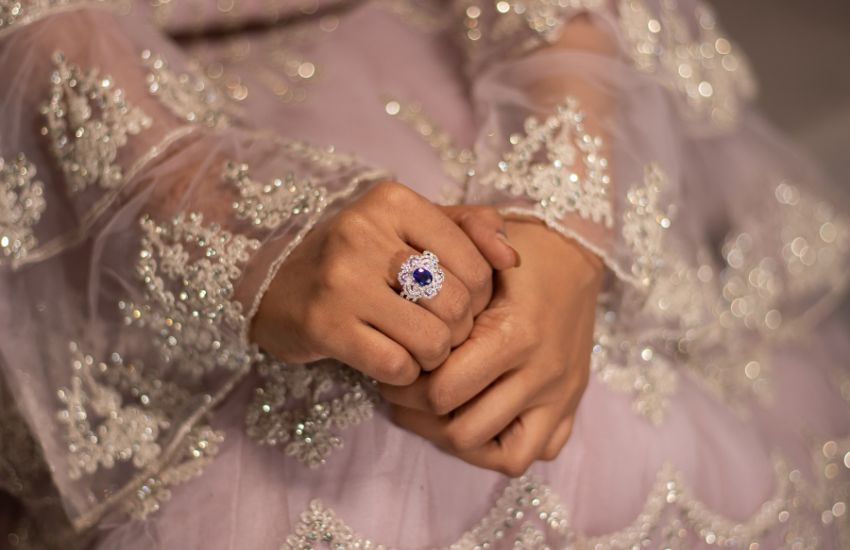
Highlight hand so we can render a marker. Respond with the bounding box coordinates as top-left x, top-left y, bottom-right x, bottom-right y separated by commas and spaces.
380, 219, 602, 475
251, 181, 519, 385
